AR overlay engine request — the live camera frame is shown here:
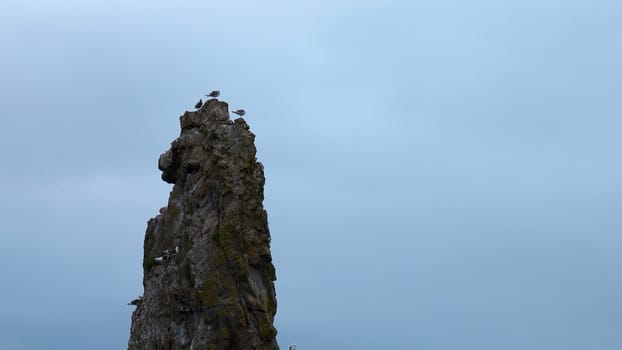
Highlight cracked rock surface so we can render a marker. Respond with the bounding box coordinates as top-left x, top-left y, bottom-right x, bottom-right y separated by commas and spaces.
129, 99, 279, 350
